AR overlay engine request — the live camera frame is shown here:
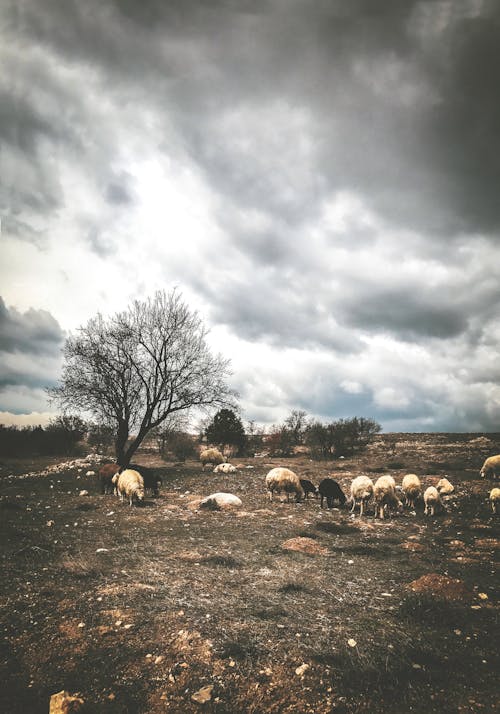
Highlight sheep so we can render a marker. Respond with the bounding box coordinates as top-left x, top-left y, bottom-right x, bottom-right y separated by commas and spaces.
299, 479, 318, 499
489, 487, 500, 514
373, 475, 403, 519
113, 469, 145, 506
401, 474, 421, 509
318, 478, 347, 509
119, 463, 162, 497
200, 448, 224, 469
423, 486, 445, 516
98, 463, 120, 495
265, 467, 304, 503
199, 492, 242, 510
350, 475, 374, 516
480, 455, 500, 480
213, 462, 237, 474
436, 477, 454, 495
